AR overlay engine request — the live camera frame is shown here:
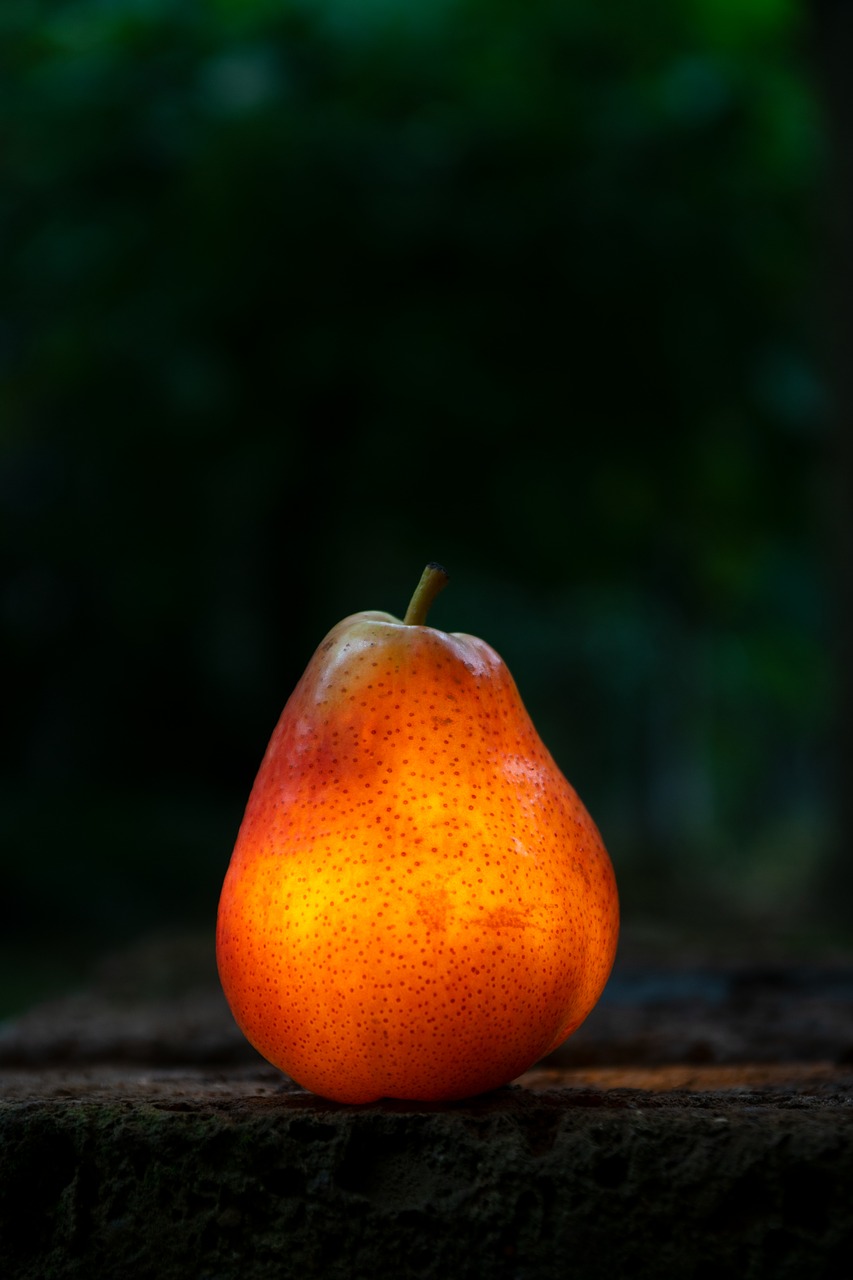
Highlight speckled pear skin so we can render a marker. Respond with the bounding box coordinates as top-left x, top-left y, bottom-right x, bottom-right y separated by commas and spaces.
216, 609, 619, 1103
